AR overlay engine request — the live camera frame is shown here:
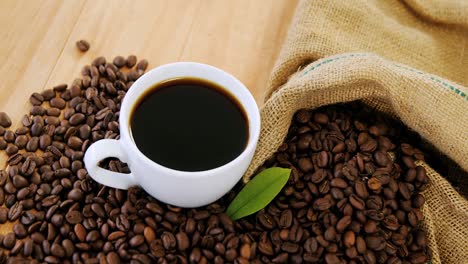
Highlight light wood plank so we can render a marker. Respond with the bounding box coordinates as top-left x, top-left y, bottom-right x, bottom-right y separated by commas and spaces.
46, 0, 202, 89
179, 0, 297, 103
0, 0, 297, 235
47, 0, 297, 104
0, 0, 85, 118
